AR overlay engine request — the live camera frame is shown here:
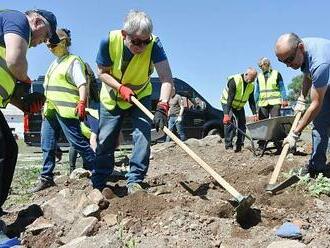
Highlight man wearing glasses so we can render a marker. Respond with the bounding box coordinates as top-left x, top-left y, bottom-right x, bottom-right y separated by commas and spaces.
275, 33, 330, 177
92, 10, 173, 194
0, 9, 59, 216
